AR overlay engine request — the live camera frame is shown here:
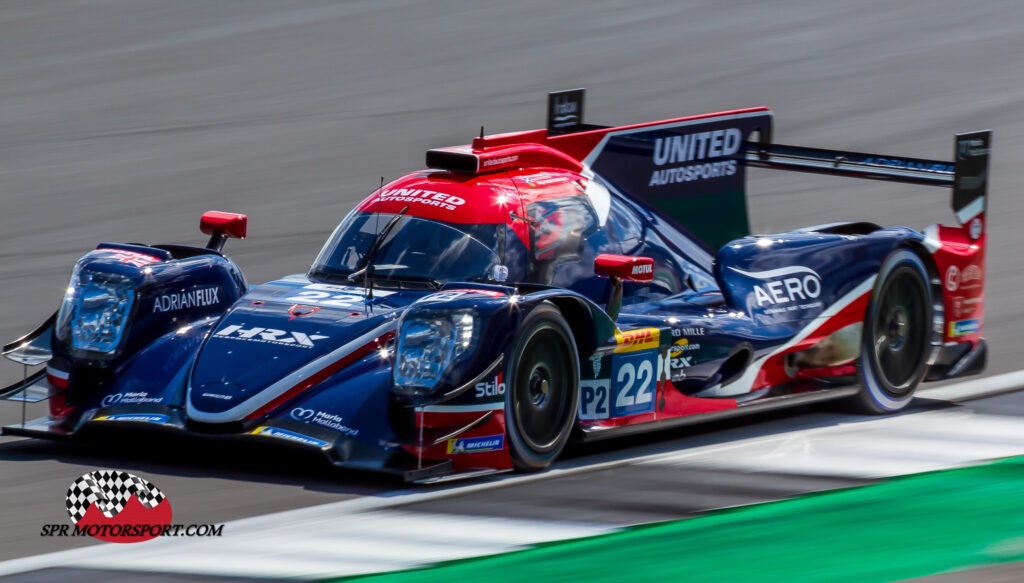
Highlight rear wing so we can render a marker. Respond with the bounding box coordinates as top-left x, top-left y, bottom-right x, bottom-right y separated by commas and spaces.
744, 133, 990, 235
543, 88, 990, 249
